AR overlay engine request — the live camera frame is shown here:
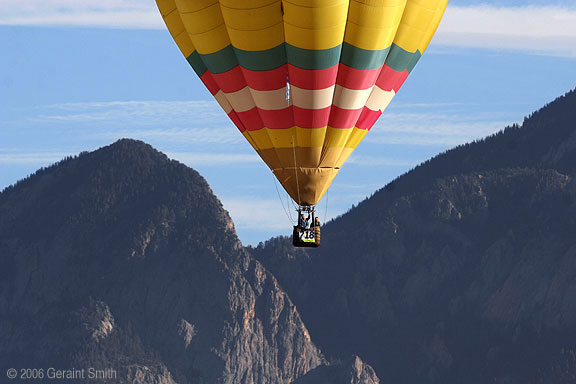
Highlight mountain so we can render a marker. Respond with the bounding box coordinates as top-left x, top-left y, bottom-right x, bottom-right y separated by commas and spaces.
293, 355, 380, 384
0, 140, 336, 383
252, 88, 576, 383
2, 88, 575, 384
